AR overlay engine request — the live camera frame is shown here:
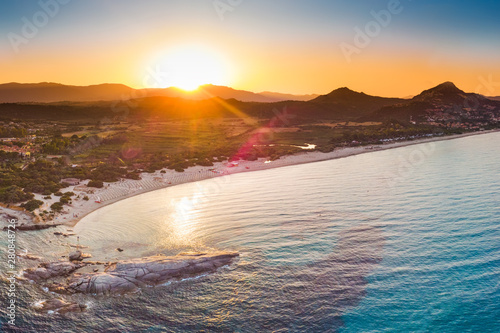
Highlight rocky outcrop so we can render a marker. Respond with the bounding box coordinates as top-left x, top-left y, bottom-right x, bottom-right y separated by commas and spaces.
23, 261, 82, 281
32, 298, 86, 314
53, 231, 75, 237
2, 223, 61, 231
69, 251, 82, 261
67, 251, 238, 295
17, 252, 42, 260
22, 251, 238, 296
68, 250, 92, 261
